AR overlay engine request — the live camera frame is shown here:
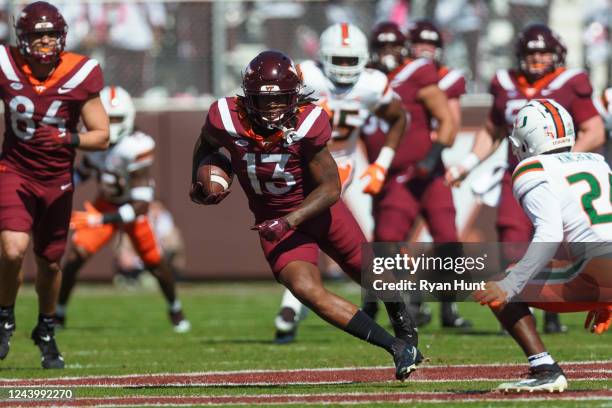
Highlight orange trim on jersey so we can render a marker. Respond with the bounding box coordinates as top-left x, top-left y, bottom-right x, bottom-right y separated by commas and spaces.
341, 23, 350, 46
438, 66, 449, 78
539, 99, 566, 139
11, 47, 86, 94
515, 67, 565, 99
387, 58, 413, 82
